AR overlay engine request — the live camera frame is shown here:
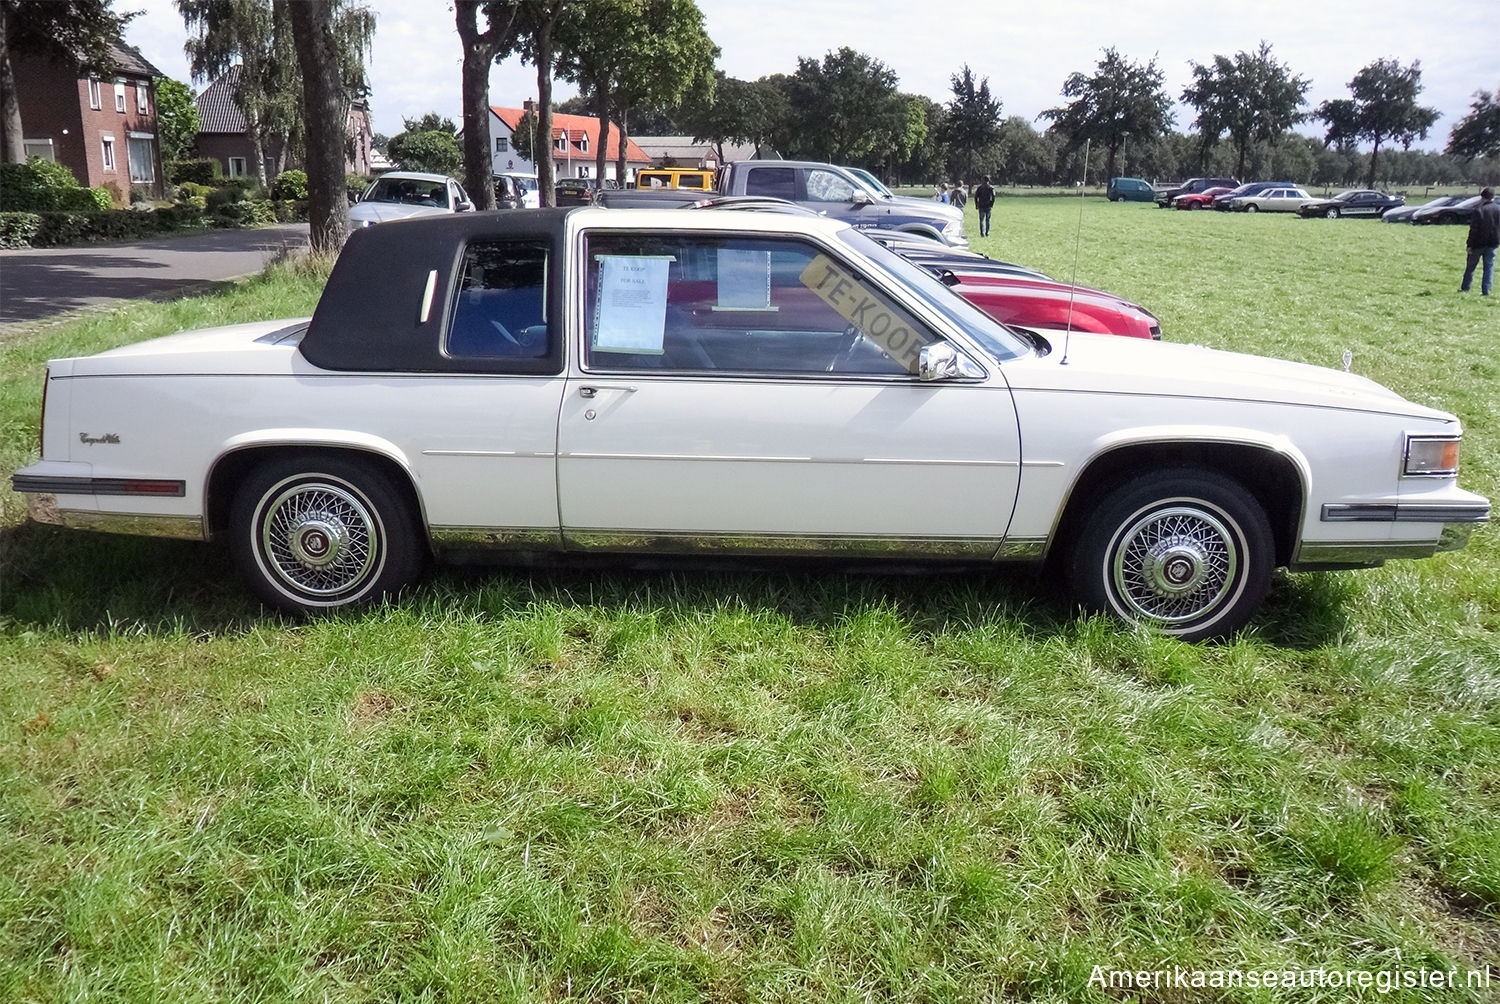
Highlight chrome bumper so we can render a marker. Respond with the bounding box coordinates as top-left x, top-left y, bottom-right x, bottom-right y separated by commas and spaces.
23, 492, 205, 541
